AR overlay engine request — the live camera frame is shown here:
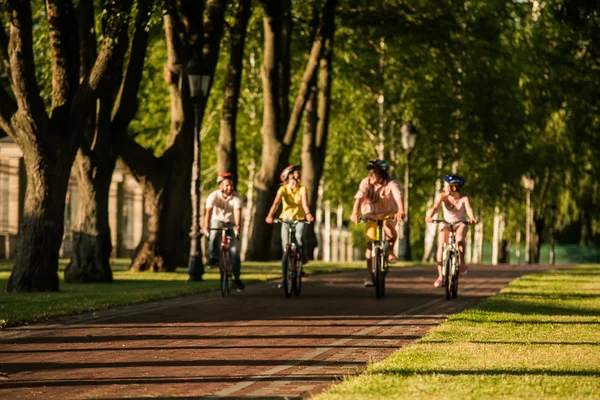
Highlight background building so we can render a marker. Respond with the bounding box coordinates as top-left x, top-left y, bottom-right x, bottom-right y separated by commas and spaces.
0, 137, 145, 259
